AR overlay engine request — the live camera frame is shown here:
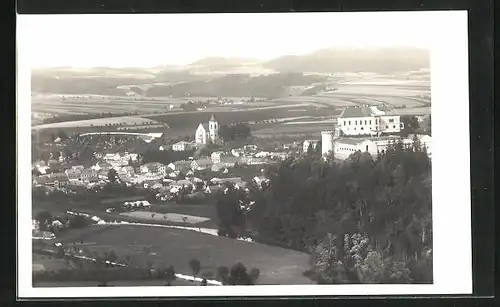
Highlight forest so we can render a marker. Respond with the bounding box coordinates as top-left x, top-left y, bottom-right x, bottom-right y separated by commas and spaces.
215, 135, 432, 284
